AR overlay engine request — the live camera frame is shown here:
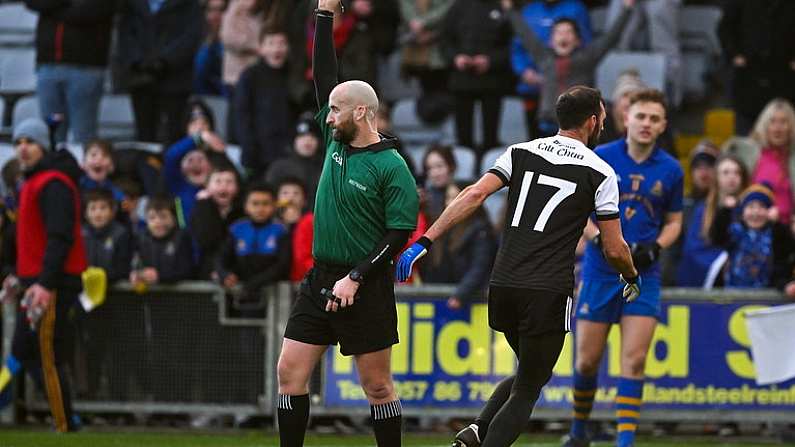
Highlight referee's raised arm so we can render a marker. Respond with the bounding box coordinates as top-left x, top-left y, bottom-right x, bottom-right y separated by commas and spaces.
314, 0, 339, 108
